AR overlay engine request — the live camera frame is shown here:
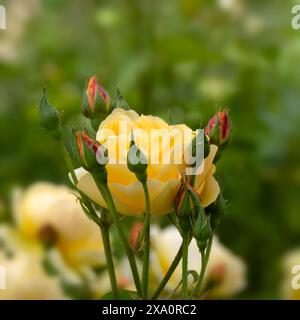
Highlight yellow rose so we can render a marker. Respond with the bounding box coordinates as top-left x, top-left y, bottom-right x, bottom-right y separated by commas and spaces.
13, 182, 105, 269
74, 108, 220, 215
150, 225, 246, 298
0, 225, 66, 300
